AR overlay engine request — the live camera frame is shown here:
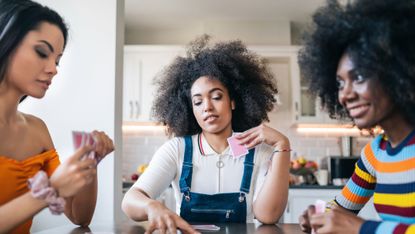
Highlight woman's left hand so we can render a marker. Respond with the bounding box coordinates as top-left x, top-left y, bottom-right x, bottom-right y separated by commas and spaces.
91, 130, 114, 160
236, 123, 289, 149
309, 206, 364, 234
